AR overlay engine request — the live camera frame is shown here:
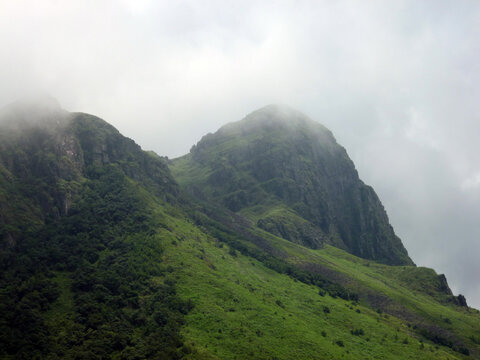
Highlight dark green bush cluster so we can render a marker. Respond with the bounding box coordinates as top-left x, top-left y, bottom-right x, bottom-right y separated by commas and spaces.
350, 328, 364, 336
419, 327, 469, 356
